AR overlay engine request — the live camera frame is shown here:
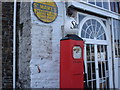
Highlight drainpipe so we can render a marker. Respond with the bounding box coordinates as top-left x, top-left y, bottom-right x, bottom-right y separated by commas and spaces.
13, 0, 17, 88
